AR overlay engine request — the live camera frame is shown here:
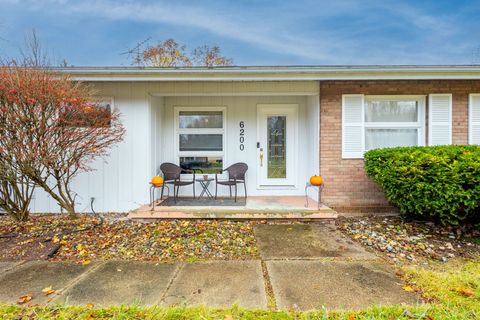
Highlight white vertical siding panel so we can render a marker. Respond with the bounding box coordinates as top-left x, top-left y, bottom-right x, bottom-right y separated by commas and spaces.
151, 81, 318, 95
32, 188, 61, 213
101, 83, 120, 211
30, 81, 320, 213
128, 82, 150, 209
305, 95, 320, 200
147, 84, 157, 178
117, 83, 134, 210
87, 82, 107, 212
